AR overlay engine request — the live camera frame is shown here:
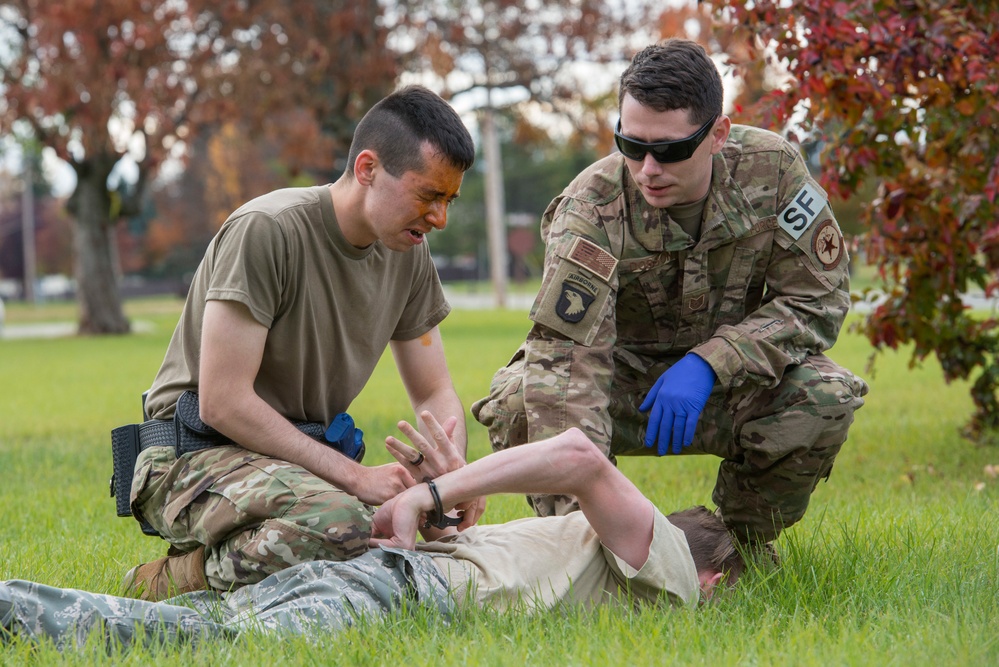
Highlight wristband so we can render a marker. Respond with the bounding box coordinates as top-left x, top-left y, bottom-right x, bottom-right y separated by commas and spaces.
422, 479, 462, 529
